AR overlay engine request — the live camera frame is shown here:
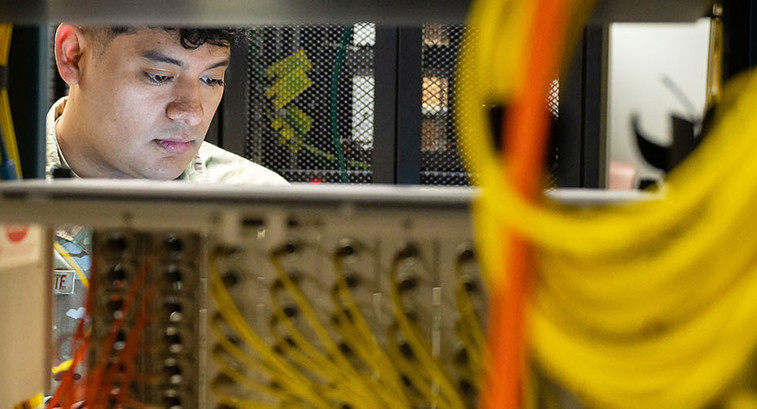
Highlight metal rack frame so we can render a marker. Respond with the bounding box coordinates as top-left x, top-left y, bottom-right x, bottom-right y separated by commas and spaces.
0, 0, 713, 25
